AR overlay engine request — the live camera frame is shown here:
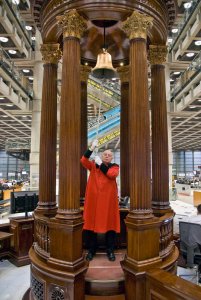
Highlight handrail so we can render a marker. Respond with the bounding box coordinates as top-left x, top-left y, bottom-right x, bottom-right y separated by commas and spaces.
146, 268, 201, 300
